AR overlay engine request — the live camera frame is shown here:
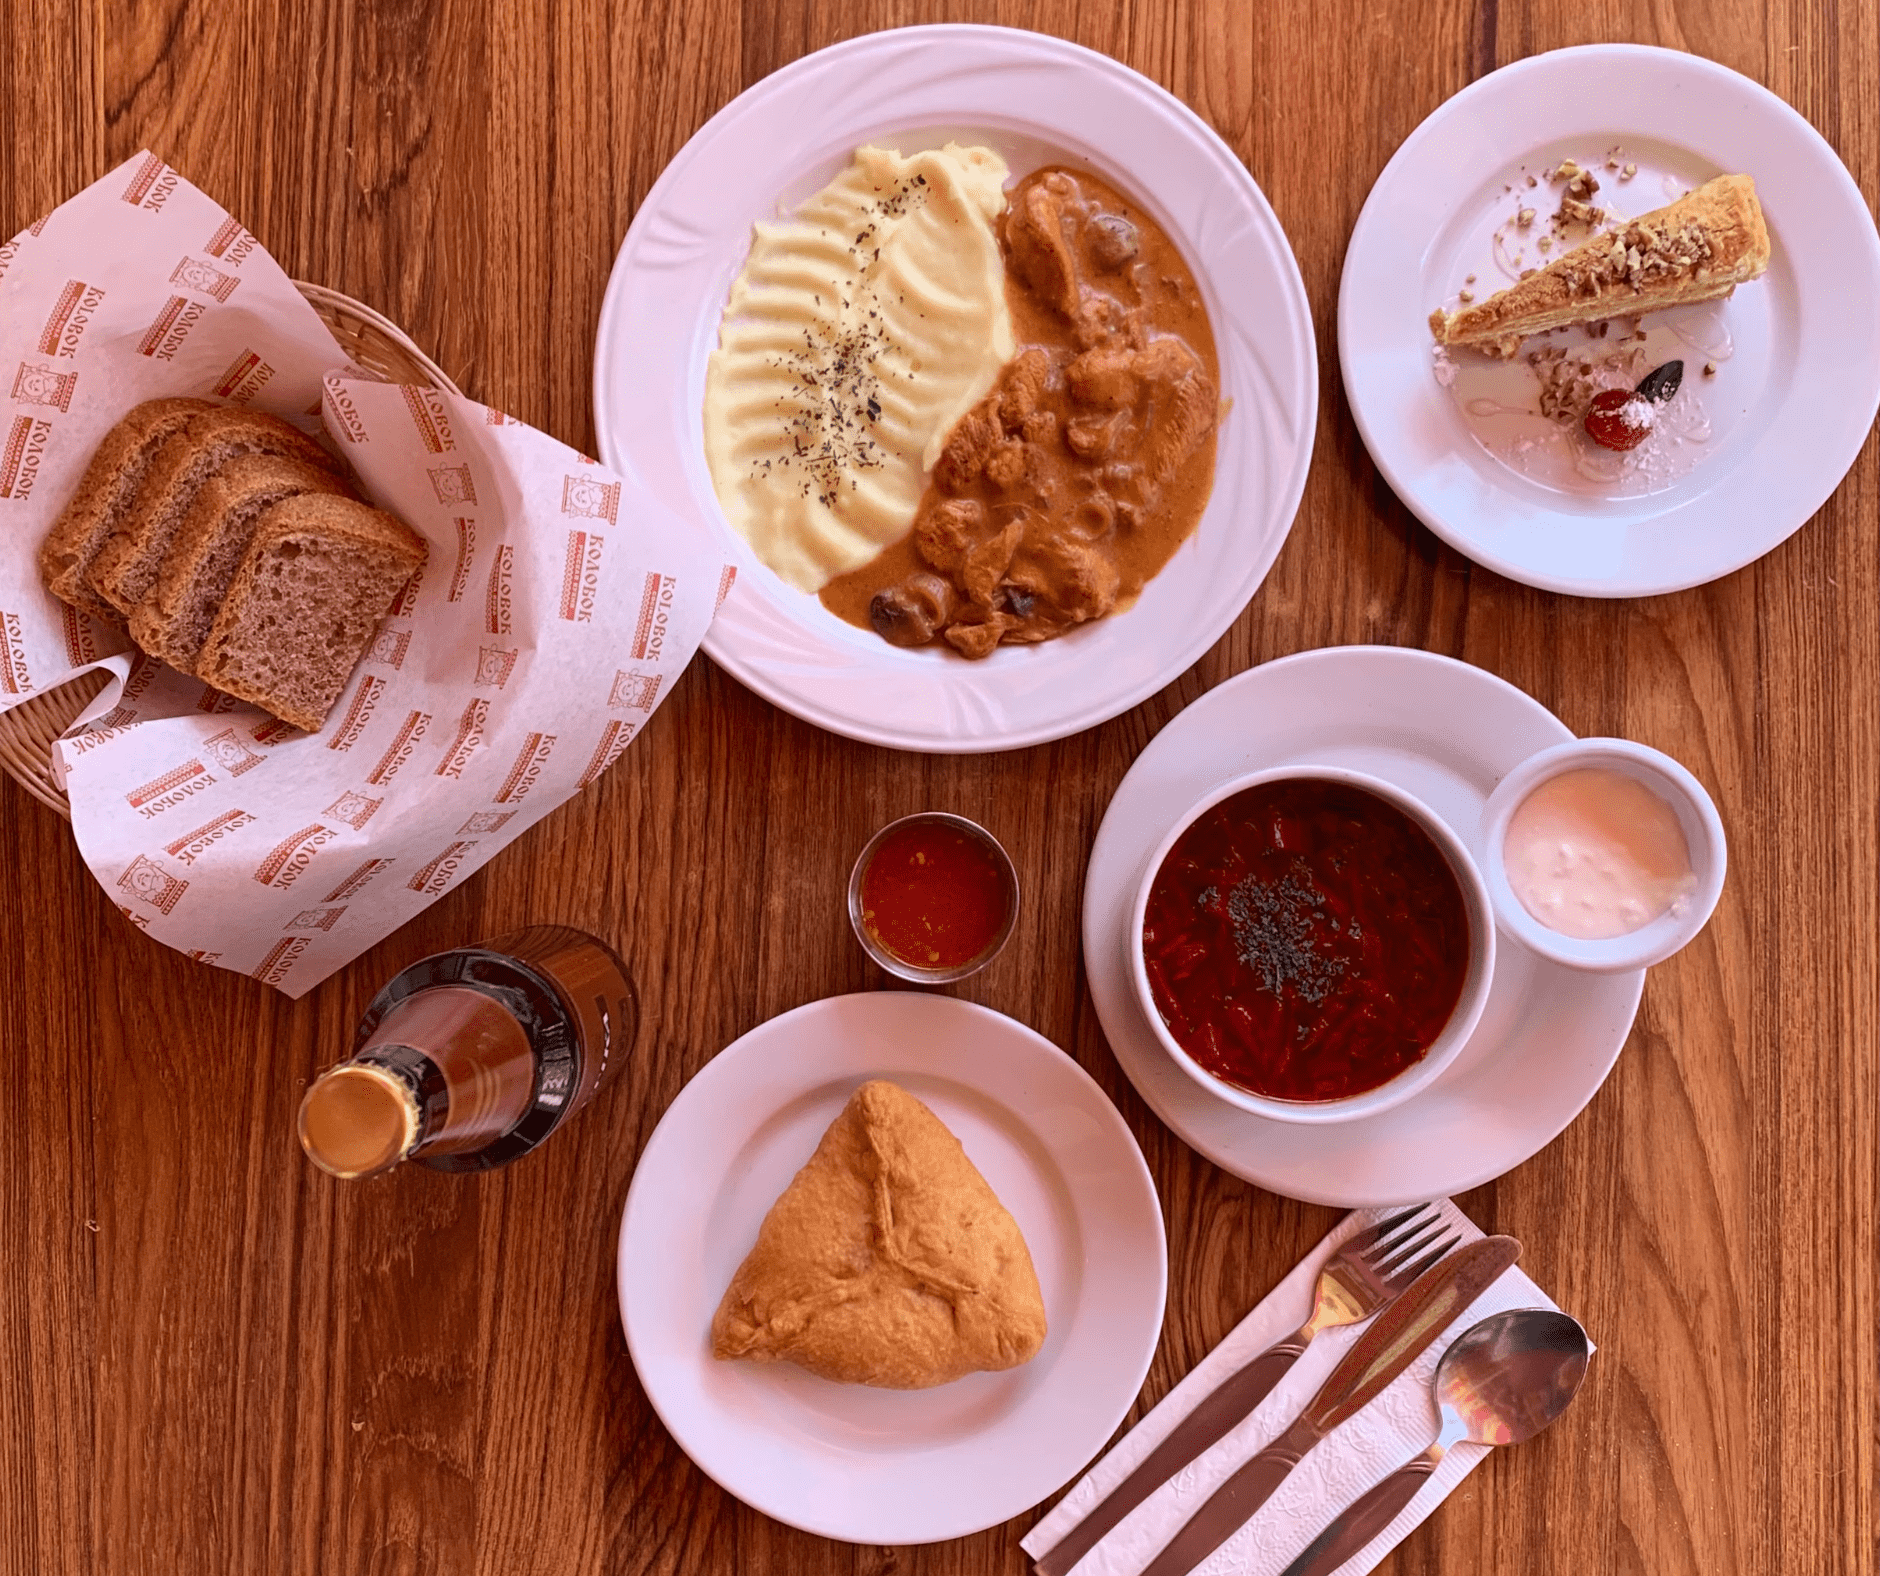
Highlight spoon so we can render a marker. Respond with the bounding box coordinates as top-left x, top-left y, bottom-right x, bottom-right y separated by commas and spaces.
1277, 1308, 1591, 1576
